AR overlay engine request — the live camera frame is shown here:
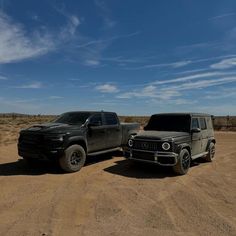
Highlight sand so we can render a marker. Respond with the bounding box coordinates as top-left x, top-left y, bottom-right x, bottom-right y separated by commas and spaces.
0, 132, 235, 236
